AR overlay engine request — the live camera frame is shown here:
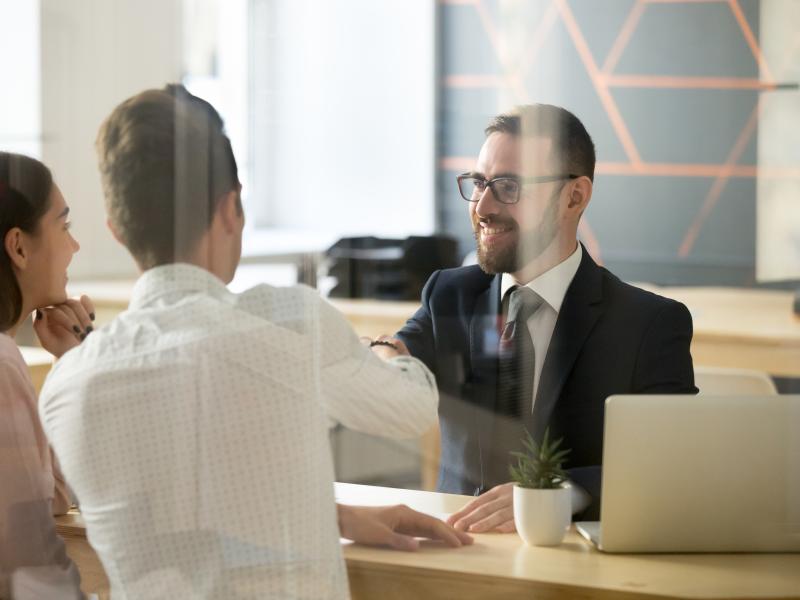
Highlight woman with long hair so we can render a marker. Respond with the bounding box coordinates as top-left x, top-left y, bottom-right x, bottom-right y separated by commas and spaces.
0, 151, 91, 599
